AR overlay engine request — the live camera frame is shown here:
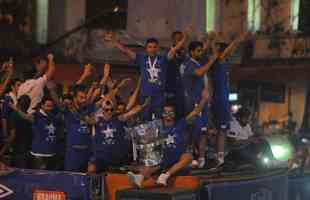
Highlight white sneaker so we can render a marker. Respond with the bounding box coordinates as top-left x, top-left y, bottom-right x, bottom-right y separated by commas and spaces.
127, 172, 144, 188
156, 173, 170, 186
198, 157, 206, 168
218, 157, 224, 165
191, 160, 199, 168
